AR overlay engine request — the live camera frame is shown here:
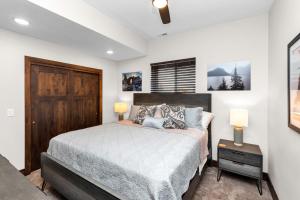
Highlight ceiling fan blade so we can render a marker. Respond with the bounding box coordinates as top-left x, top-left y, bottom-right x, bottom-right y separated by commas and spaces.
159, 5, 171, 24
